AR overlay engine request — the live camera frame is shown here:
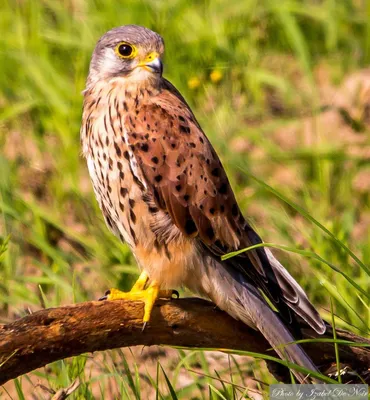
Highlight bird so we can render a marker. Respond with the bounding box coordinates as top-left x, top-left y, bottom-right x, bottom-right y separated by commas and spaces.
81, 25, 326, 383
